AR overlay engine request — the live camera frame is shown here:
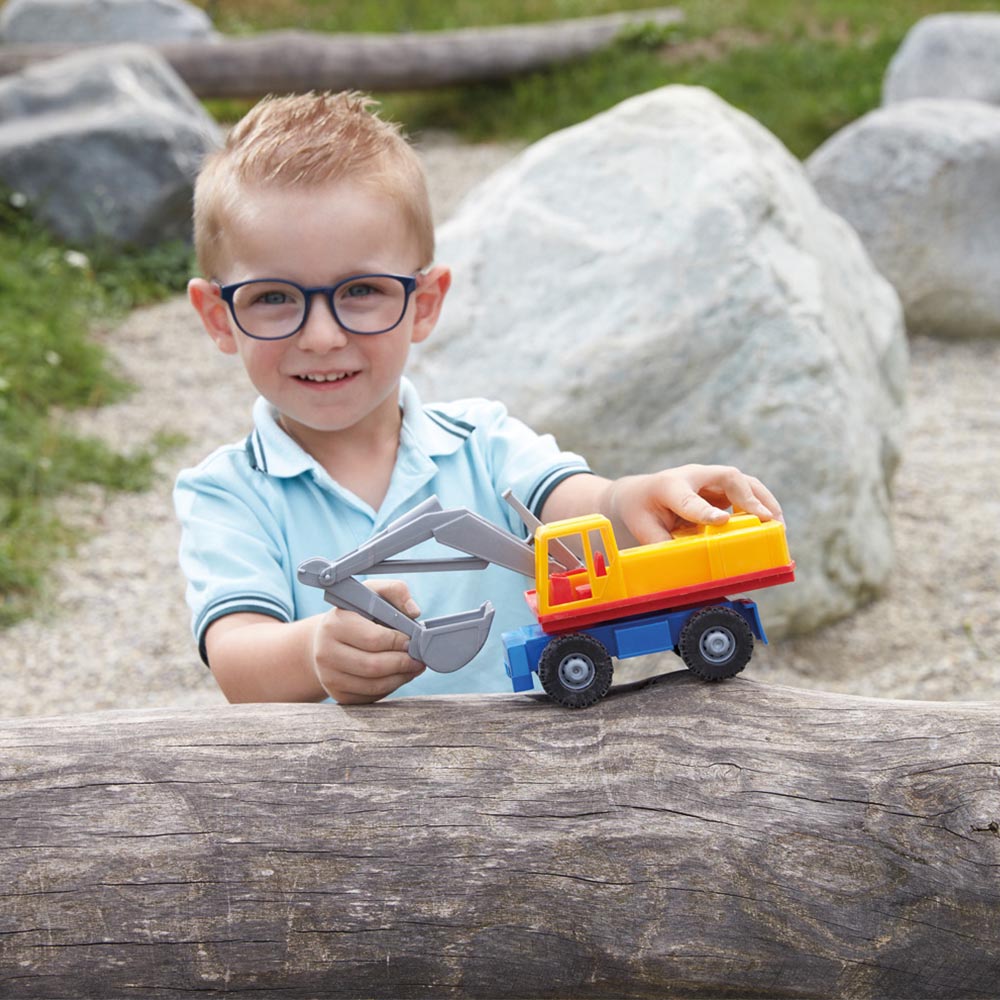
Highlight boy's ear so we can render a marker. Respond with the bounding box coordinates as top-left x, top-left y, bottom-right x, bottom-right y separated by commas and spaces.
189, 278, 238, 355
410, 265, 451, 345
